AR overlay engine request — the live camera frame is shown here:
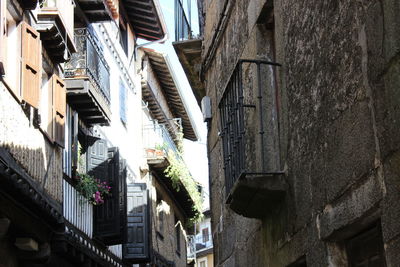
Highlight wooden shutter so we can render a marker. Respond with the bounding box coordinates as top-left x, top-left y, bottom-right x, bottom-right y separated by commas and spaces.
87, 137, 108, 180
20, 22, 40, 108
119, 158, 127, 242
52, 75, 66, 147
123, 183, 150, 263
94, 147, 127, 245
